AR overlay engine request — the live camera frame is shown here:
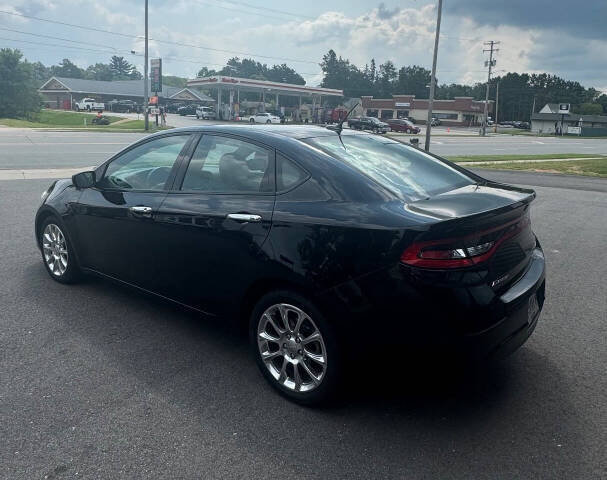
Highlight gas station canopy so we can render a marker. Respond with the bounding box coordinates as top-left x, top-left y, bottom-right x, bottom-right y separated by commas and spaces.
187, 75, 343, 99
